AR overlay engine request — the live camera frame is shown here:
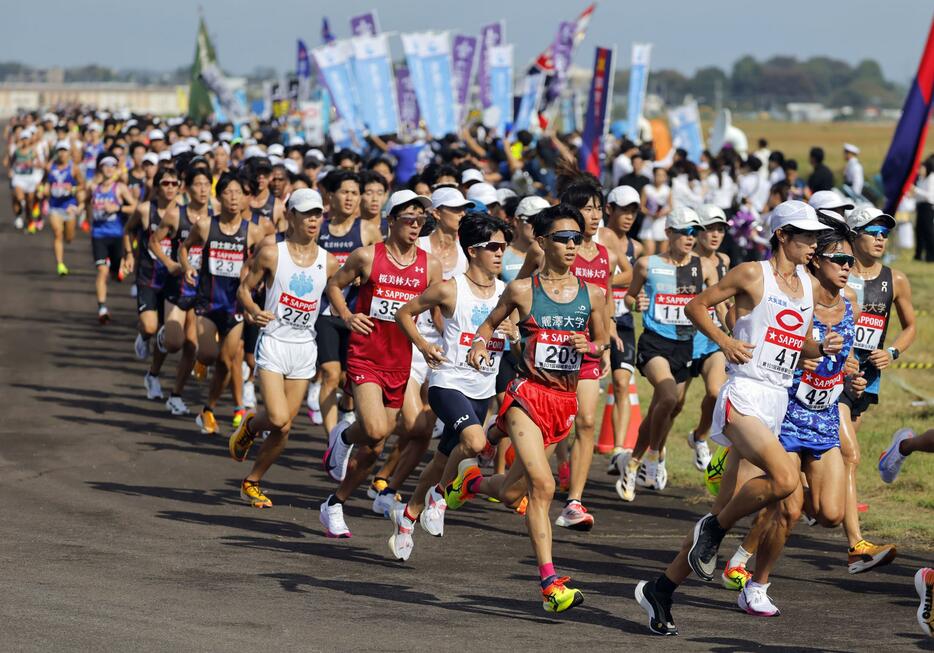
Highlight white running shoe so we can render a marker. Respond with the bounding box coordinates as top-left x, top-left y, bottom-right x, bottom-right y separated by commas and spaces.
165, 395, 189, 415
134, 333, 150, 360
615, 452, 637, 501
879, 427, 914, 484
306, 380, 321, 411
13, 216, 24, 230
130, 285, 138, 298
155, 325, 167, 354
323, 419, 354, 482
656, 458, 669, 491
636, 457, 657, 489
242, 380, 256, 410
389, 505, 415, 561
338, 409, 357, 426
308, 409, 323, 425
319, 498, 352, 538
738, 582, 780, 617
688, 431, 712, 471
144, 372, 163, 400
372, 491, 398, 517
607, 447, 626, 475
420, 486, 447, 537
555, 500, 595, 531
